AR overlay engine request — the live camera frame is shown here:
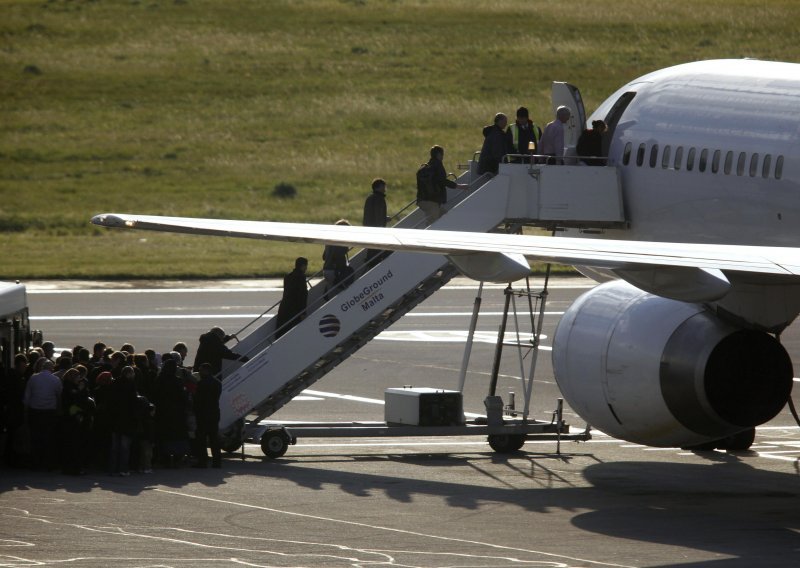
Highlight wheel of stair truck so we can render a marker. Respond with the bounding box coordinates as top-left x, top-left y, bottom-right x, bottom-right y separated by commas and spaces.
261, 428, 291, 459
220, 418, 244, 454
488, 434, 526, 453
